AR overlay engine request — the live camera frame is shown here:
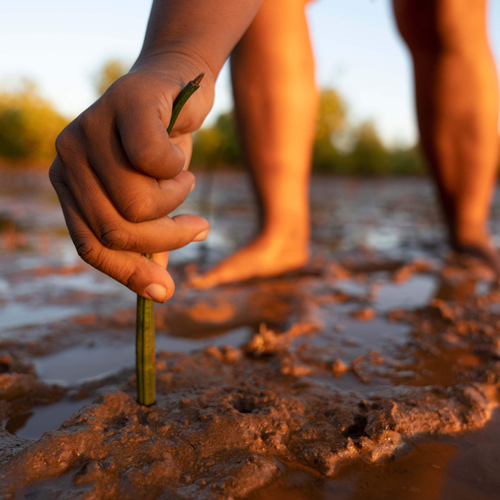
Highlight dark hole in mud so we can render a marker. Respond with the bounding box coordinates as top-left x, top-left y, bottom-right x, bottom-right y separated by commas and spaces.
104, 412, 129, 432
343, 415, 368, 439
232, 398, 258, 414
231, 394, 258, 413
